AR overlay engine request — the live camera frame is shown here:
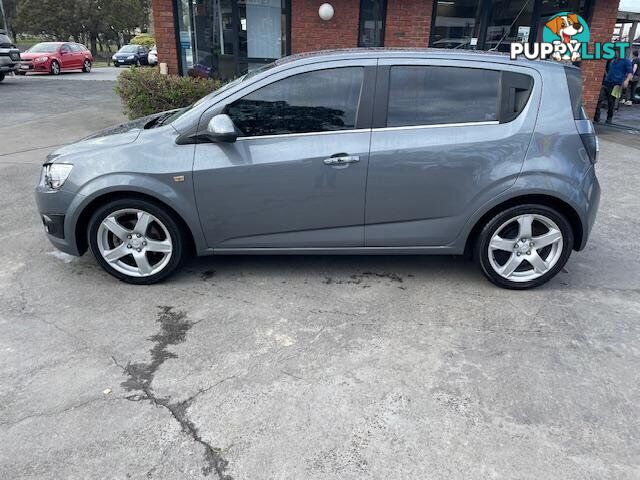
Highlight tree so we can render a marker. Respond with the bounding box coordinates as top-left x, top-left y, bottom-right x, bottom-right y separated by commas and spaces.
13, 0, 151, 55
